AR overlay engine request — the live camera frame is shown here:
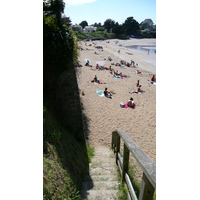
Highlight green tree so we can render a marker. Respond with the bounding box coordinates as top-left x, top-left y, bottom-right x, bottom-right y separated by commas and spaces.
43, 0, 77, 95
122, 17, 140, 36
92, 22, 102, 27
112, 22, 123, 36
79, 20, 88, 29
103, 19, 115, 33
62, 15, 72, 27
